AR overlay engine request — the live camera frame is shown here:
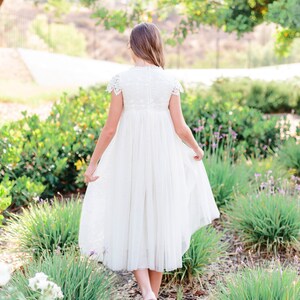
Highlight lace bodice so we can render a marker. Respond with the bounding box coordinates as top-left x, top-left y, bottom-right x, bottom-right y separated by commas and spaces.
106, 65, 184, 111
